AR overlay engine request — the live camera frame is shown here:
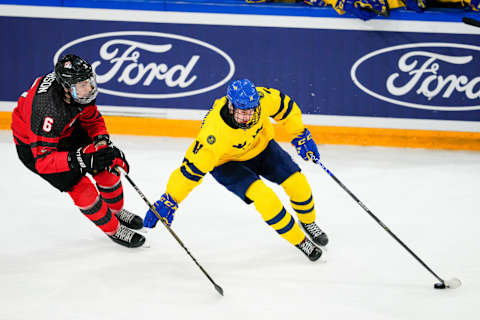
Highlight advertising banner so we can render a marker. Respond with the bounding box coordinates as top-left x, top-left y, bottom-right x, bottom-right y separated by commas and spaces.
1, 14, 479, 123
